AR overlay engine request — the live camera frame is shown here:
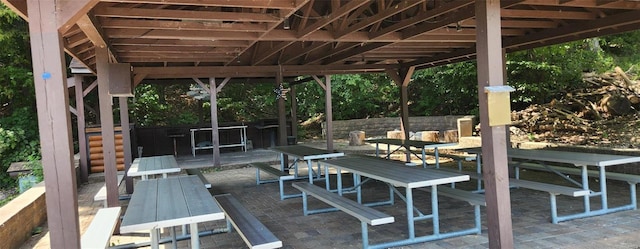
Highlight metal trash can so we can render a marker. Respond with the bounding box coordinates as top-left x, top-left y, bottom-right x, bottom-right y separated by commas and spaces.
287, 136, 297, 145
